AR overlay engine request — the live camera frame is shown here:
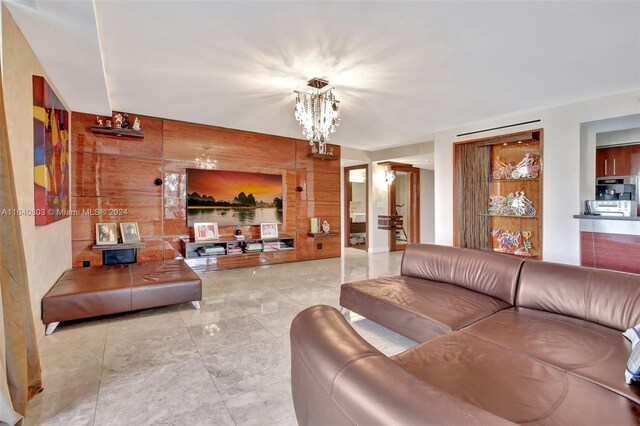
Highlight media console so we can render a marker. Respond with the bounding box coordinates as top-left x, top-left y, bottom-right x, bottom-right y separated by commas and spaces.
181, 235, 296, 272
